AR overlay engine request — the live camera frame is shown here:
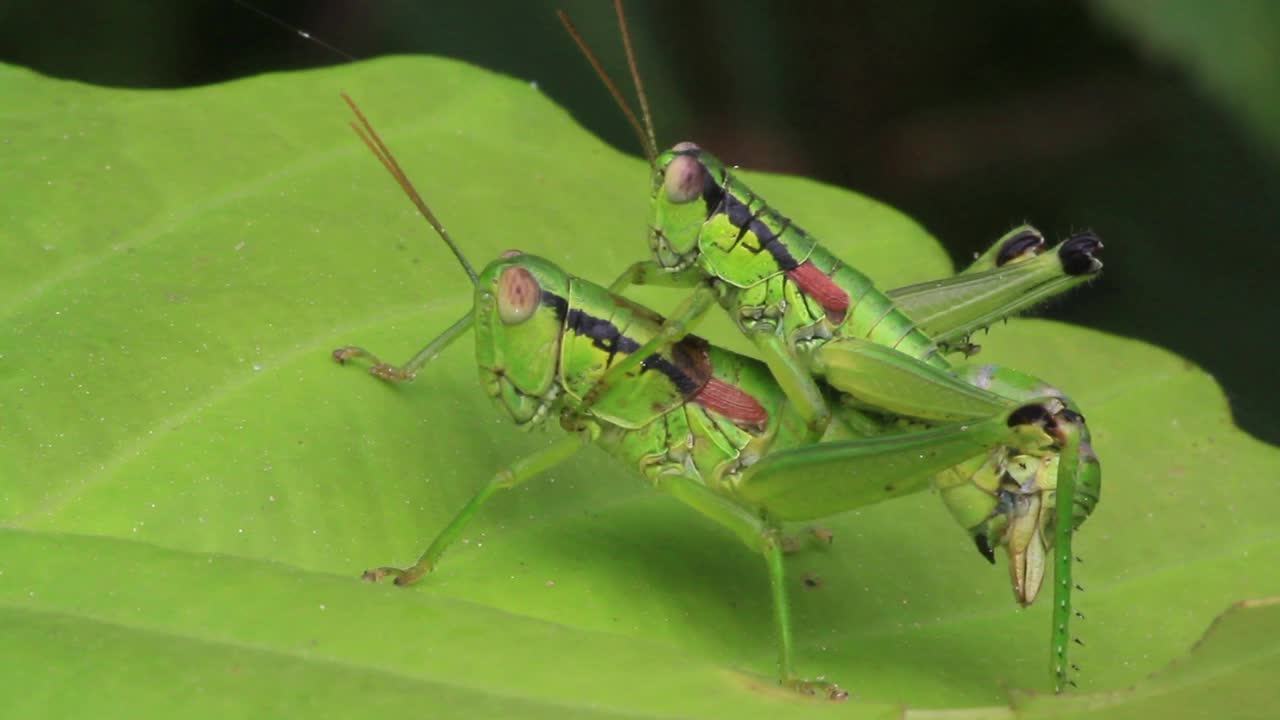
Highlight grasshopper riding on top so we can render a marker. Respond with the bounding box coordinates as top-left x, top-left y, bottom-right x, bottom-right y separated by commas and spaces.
330, 94, 1091, 700
559, 1, 1103, 693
